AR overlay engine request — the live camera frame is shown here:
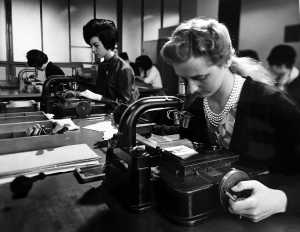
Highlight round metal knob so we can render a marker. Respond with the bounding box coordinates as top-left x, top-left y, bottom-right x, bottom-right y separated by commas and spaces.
219, 168, 250, 211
